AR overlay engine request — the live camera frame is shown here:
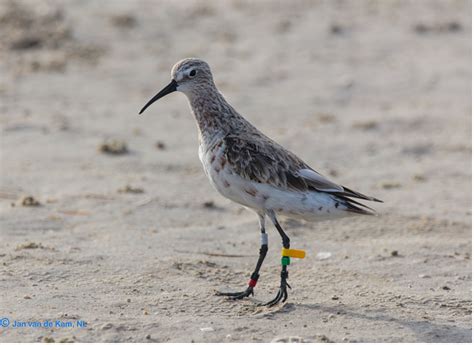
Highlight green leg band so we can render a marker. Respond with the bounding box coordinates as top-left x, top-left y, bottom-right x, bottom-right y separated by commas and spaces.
281, 256, 290, 266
